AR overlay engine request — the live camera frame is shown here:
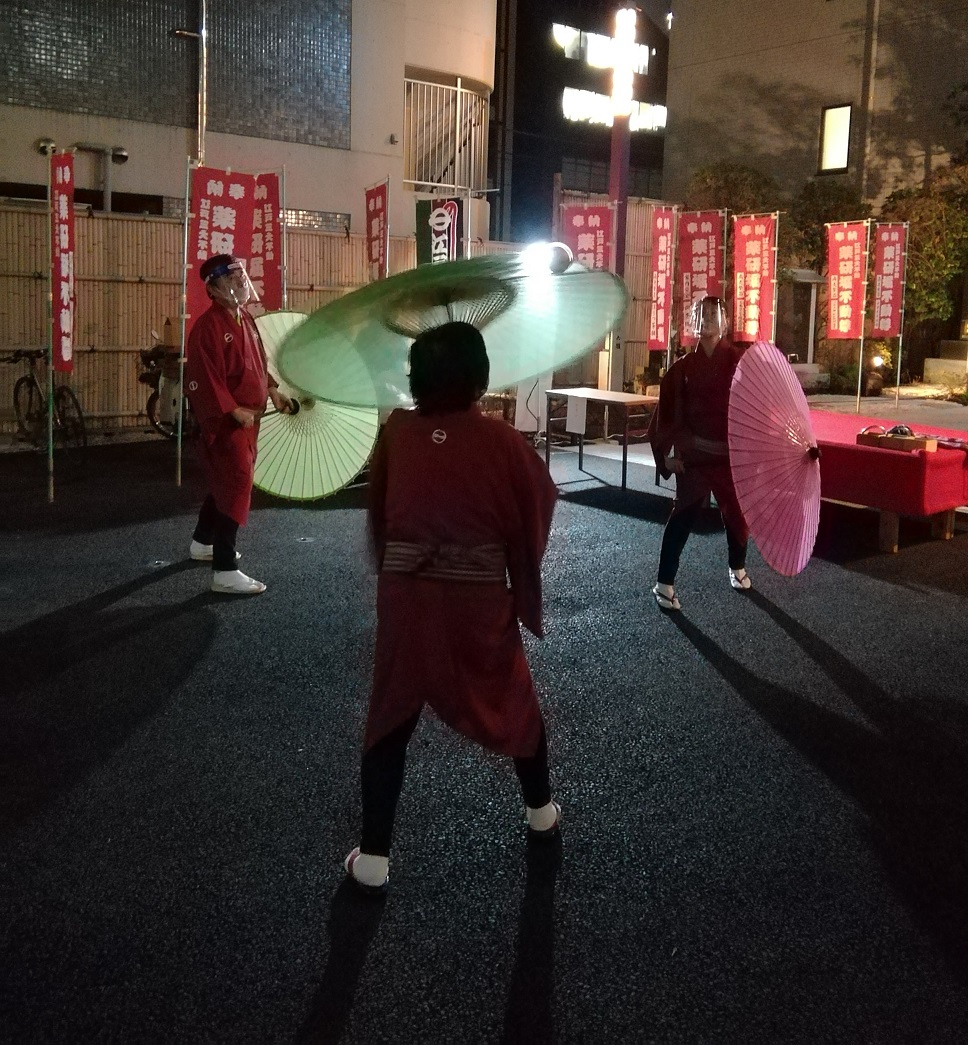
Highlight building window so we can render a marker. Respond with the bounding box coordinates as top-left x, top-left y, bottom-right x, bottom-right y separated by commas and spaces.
819, 104, 851, 172
629, 167, 662, 199
282, 209, 352, 233
403, 76, 489, 193
163, 199, 350, 233
561, 157, 610, 194
560, 160, 661, 199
